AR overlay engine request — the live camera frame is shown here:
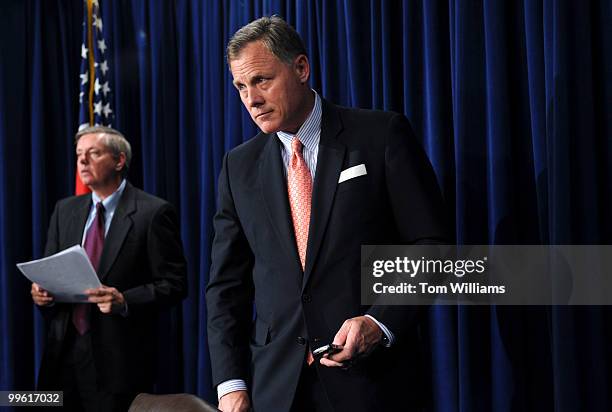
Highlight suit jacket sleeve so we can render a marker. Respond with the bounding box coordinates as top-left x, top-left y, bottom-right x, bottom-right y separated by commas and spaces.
367, 113, 449, 340
206, 153, 255, 387
44, 202, 61, 257
121, 203, 188, 306
384, 113, 448, 244
38, 202, 63, 322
